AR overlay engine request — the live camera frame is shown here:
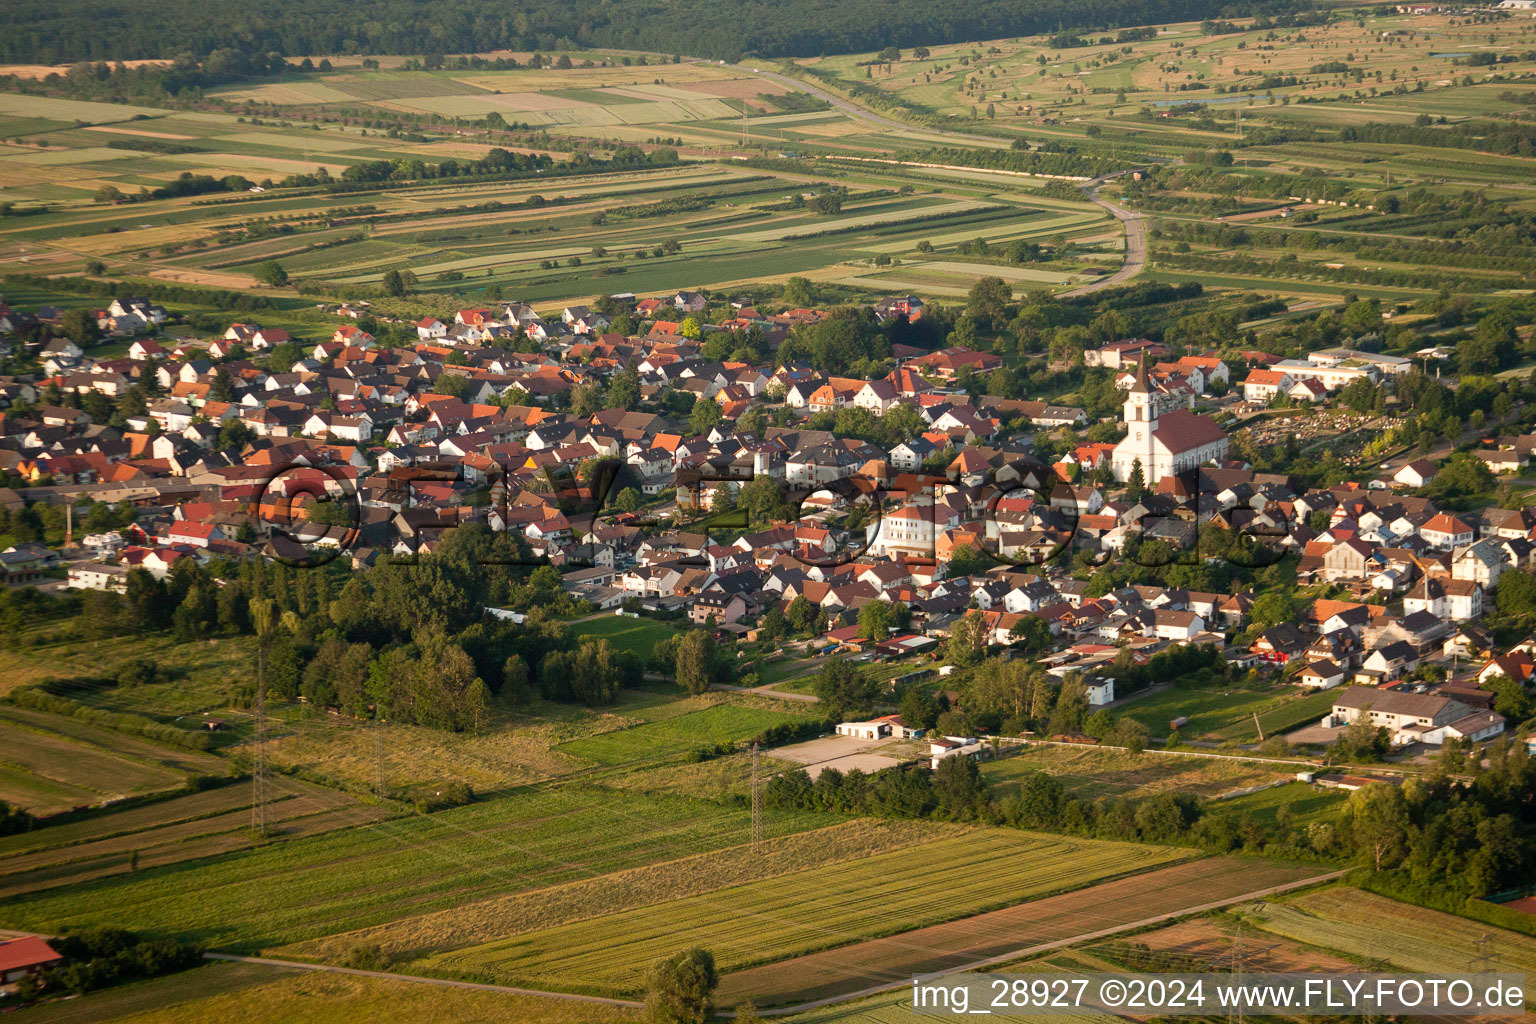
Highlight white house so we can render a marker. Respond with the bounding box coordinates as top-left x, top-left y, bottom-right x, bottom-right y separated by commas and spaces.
930, 735, 983, 769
